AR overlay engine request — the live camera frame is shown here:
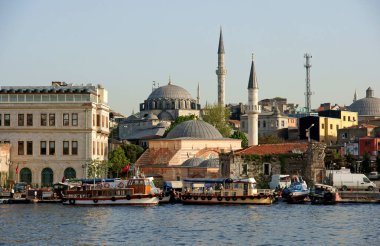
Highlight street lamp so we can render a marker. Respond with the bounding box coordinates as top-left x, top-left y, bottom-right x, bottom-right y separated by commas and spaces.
306, 124, 315, 142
